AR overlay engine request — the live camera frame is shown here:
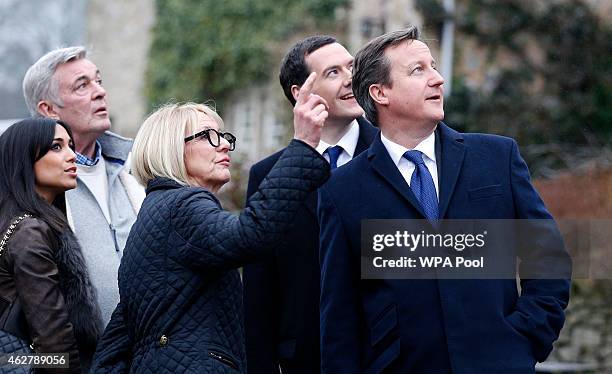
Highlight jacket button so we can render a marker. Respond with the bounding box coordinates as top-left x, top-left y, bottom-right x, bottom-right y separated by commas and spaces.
159, 335, 168, 346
